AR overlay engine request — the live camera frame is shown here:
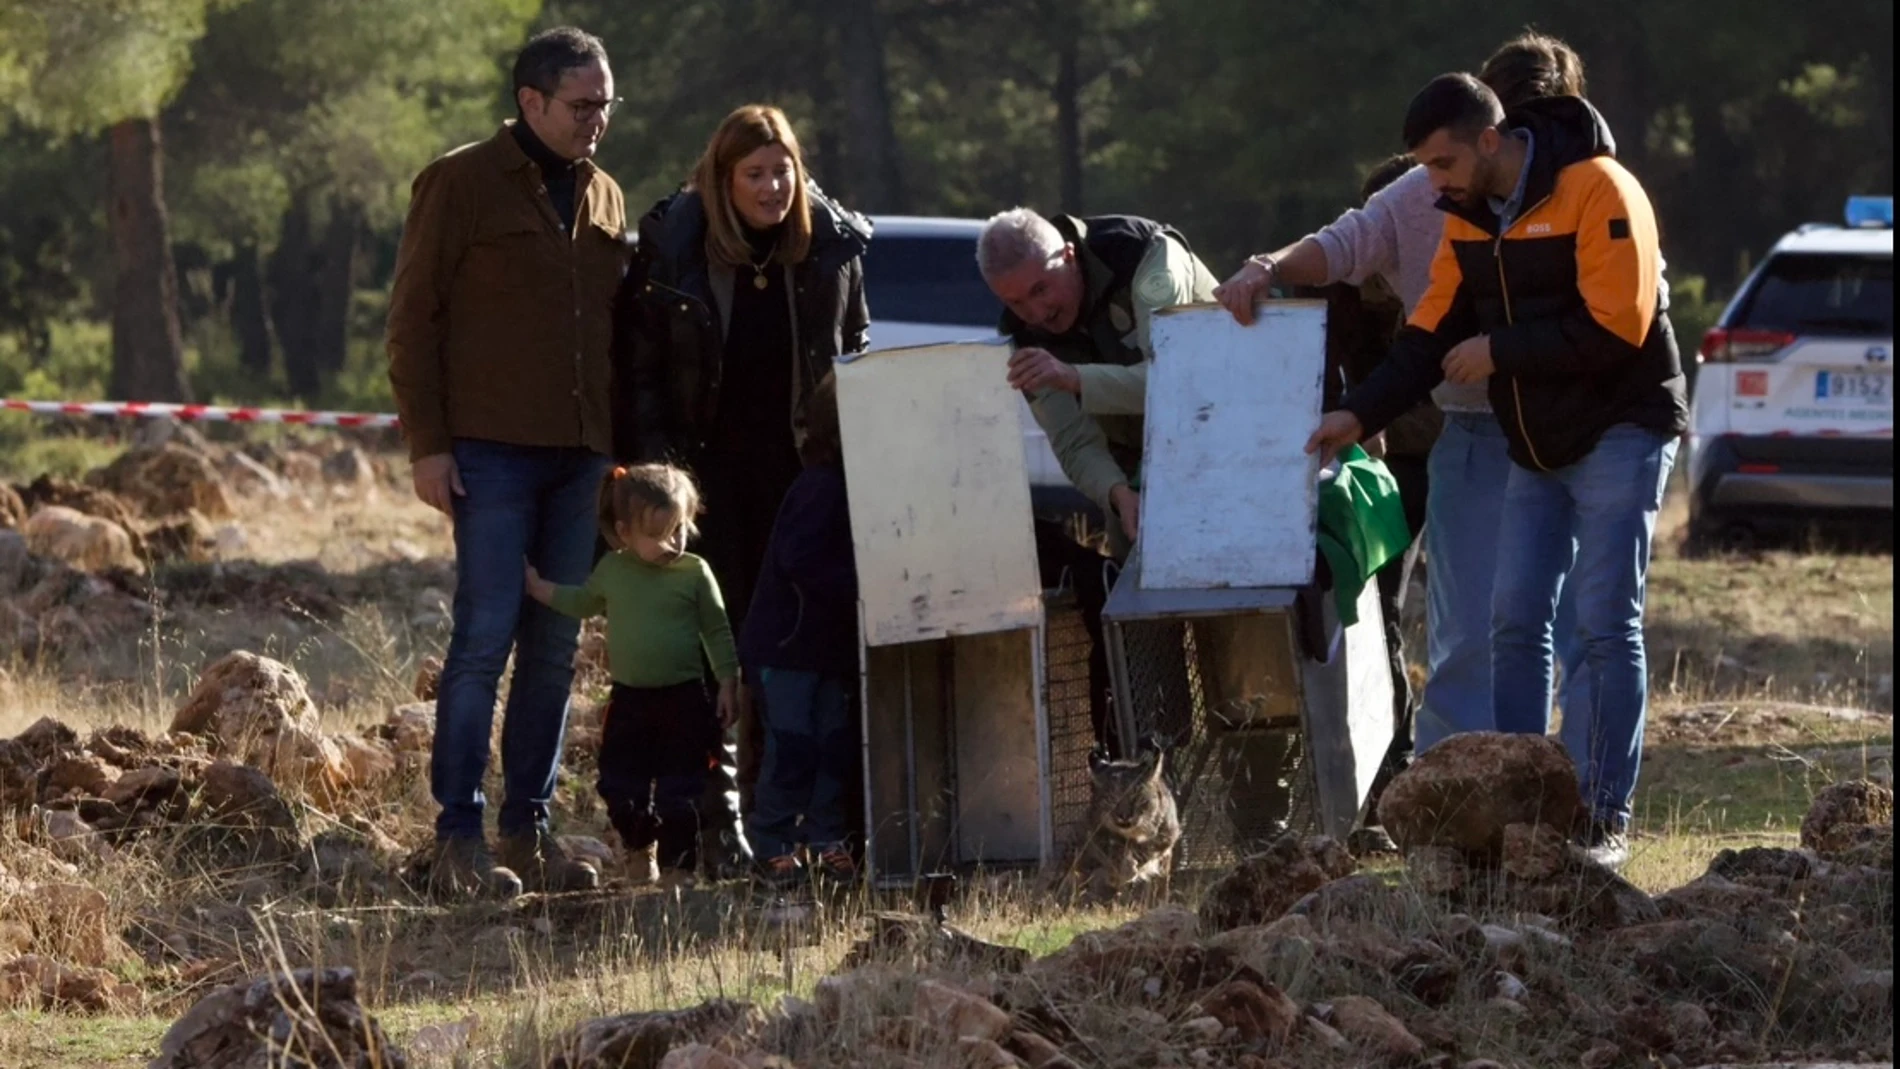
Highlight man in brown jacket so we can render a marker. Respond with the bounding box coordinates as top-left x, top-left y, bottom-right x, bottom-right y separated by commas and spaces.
386, 26, 628, 900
